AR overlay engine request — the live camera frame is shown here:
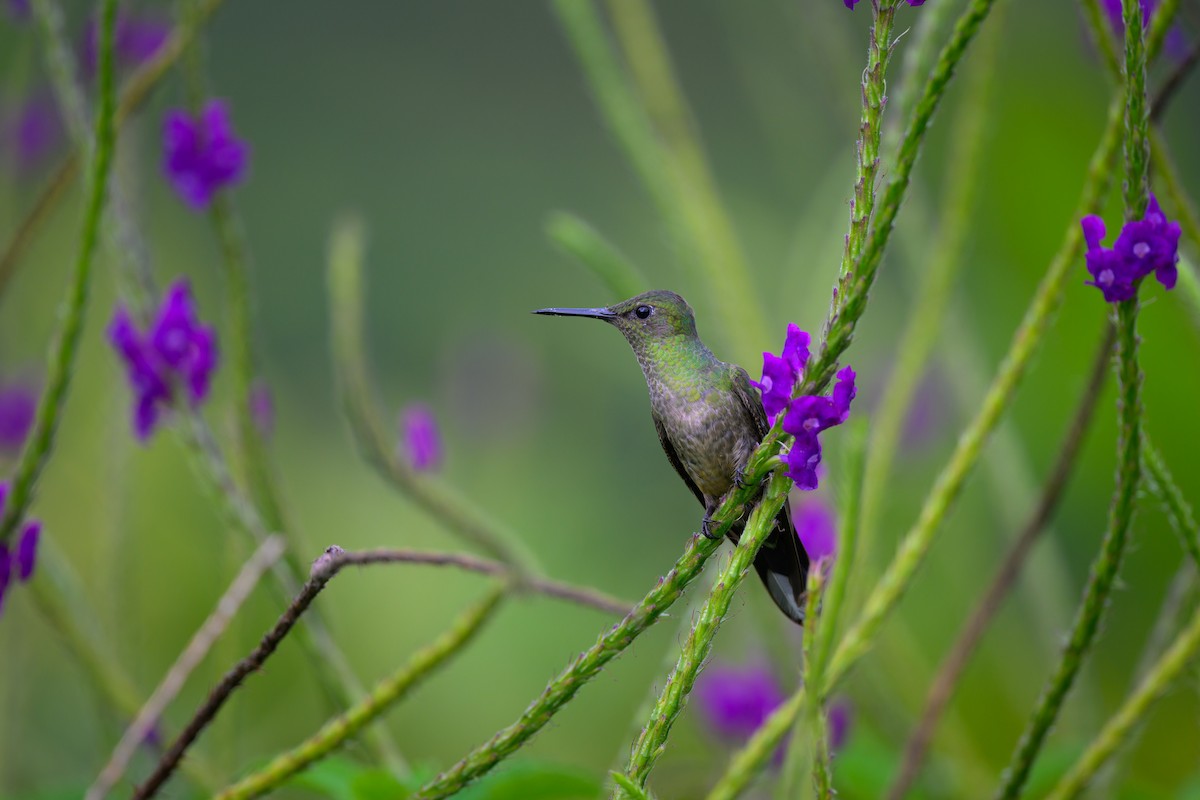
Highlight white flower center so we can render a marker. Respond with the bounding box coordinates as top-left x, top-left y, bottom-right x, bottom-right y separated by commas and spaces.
1133, 241, 1150, 259
1098, 269, 1113, 286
